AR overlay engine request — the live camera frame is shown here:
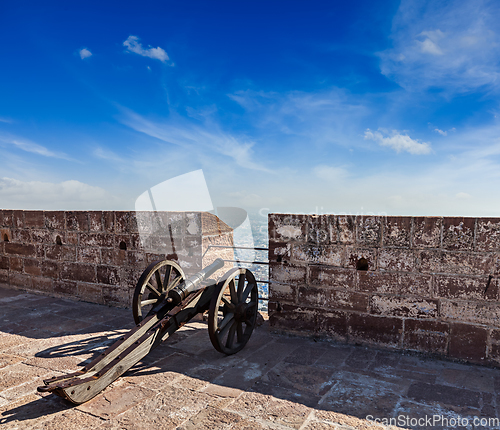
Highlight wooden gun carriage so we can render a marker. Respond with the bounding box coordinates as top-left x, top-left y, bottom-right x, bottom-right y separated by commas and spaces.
38, 256, 261, 404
